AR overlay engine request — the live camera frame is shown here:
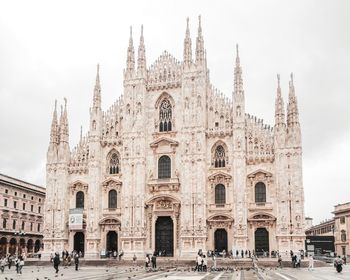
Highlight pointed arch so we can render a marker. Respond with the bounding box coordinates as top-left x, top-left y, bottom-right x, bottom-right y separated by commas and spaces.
155, 92, 175, 132
107, 149, 120, 175
211, 141, 228, 168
